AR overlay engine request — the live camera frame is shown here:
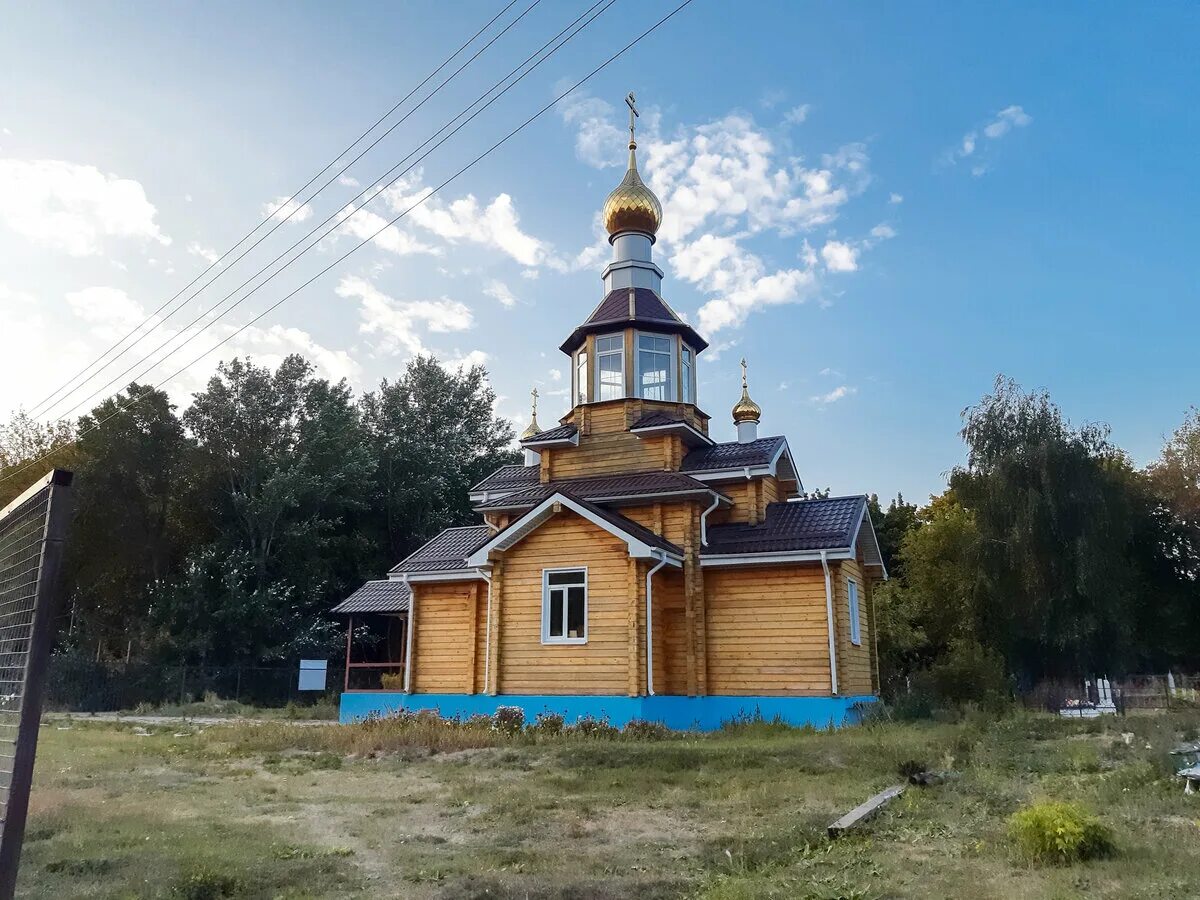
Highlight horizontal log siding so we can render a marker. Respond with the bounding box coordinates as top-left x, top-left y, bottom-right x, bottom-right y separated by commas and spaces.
620, 501, 695, 546
497, 510, 634, 695
704, 564, 834, 695
834, 557, 875, 696
411, 581, 475, 694
655, 568, 687, 695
